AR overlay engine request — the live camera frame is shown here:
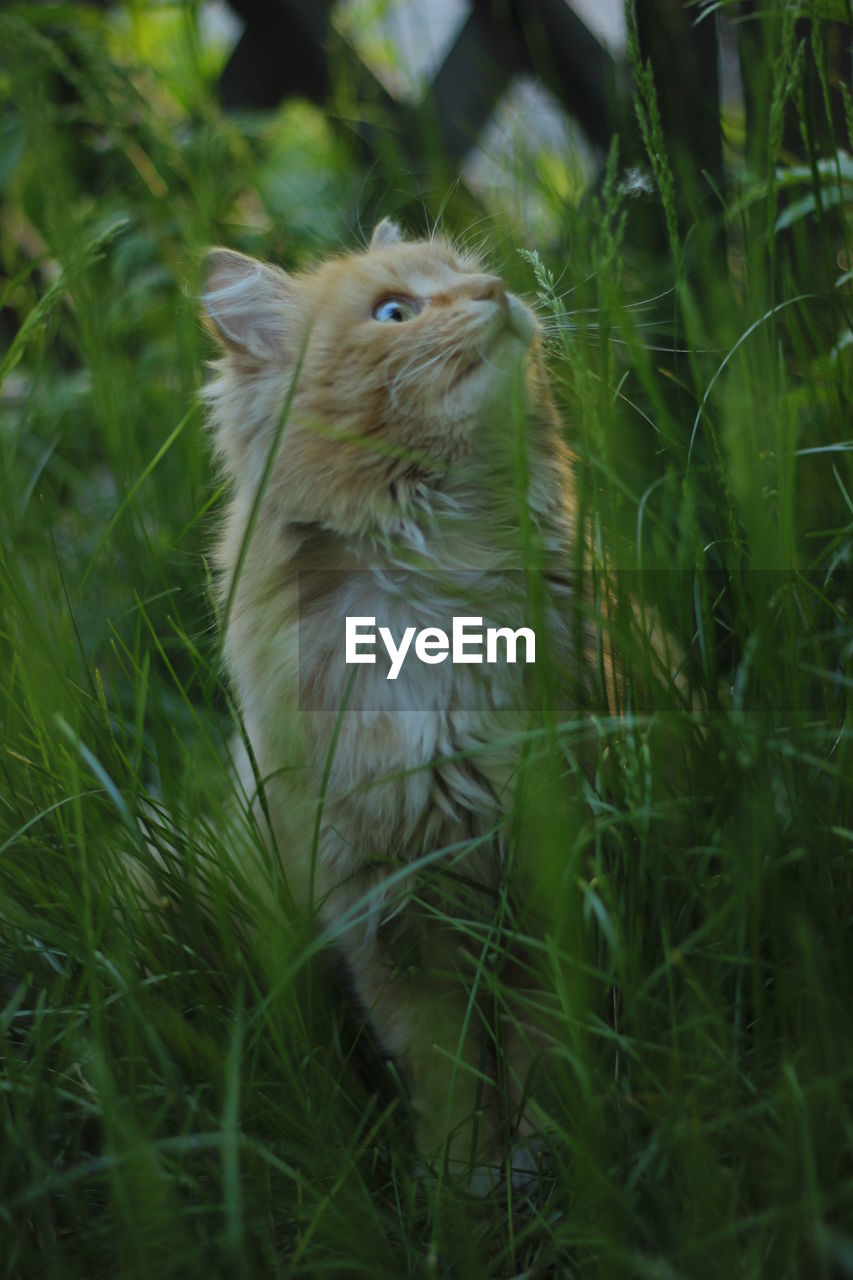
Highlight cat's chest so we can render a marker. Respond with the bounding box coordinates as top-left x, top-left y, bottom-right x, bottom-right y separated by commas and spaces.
297, 554, 537, 716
